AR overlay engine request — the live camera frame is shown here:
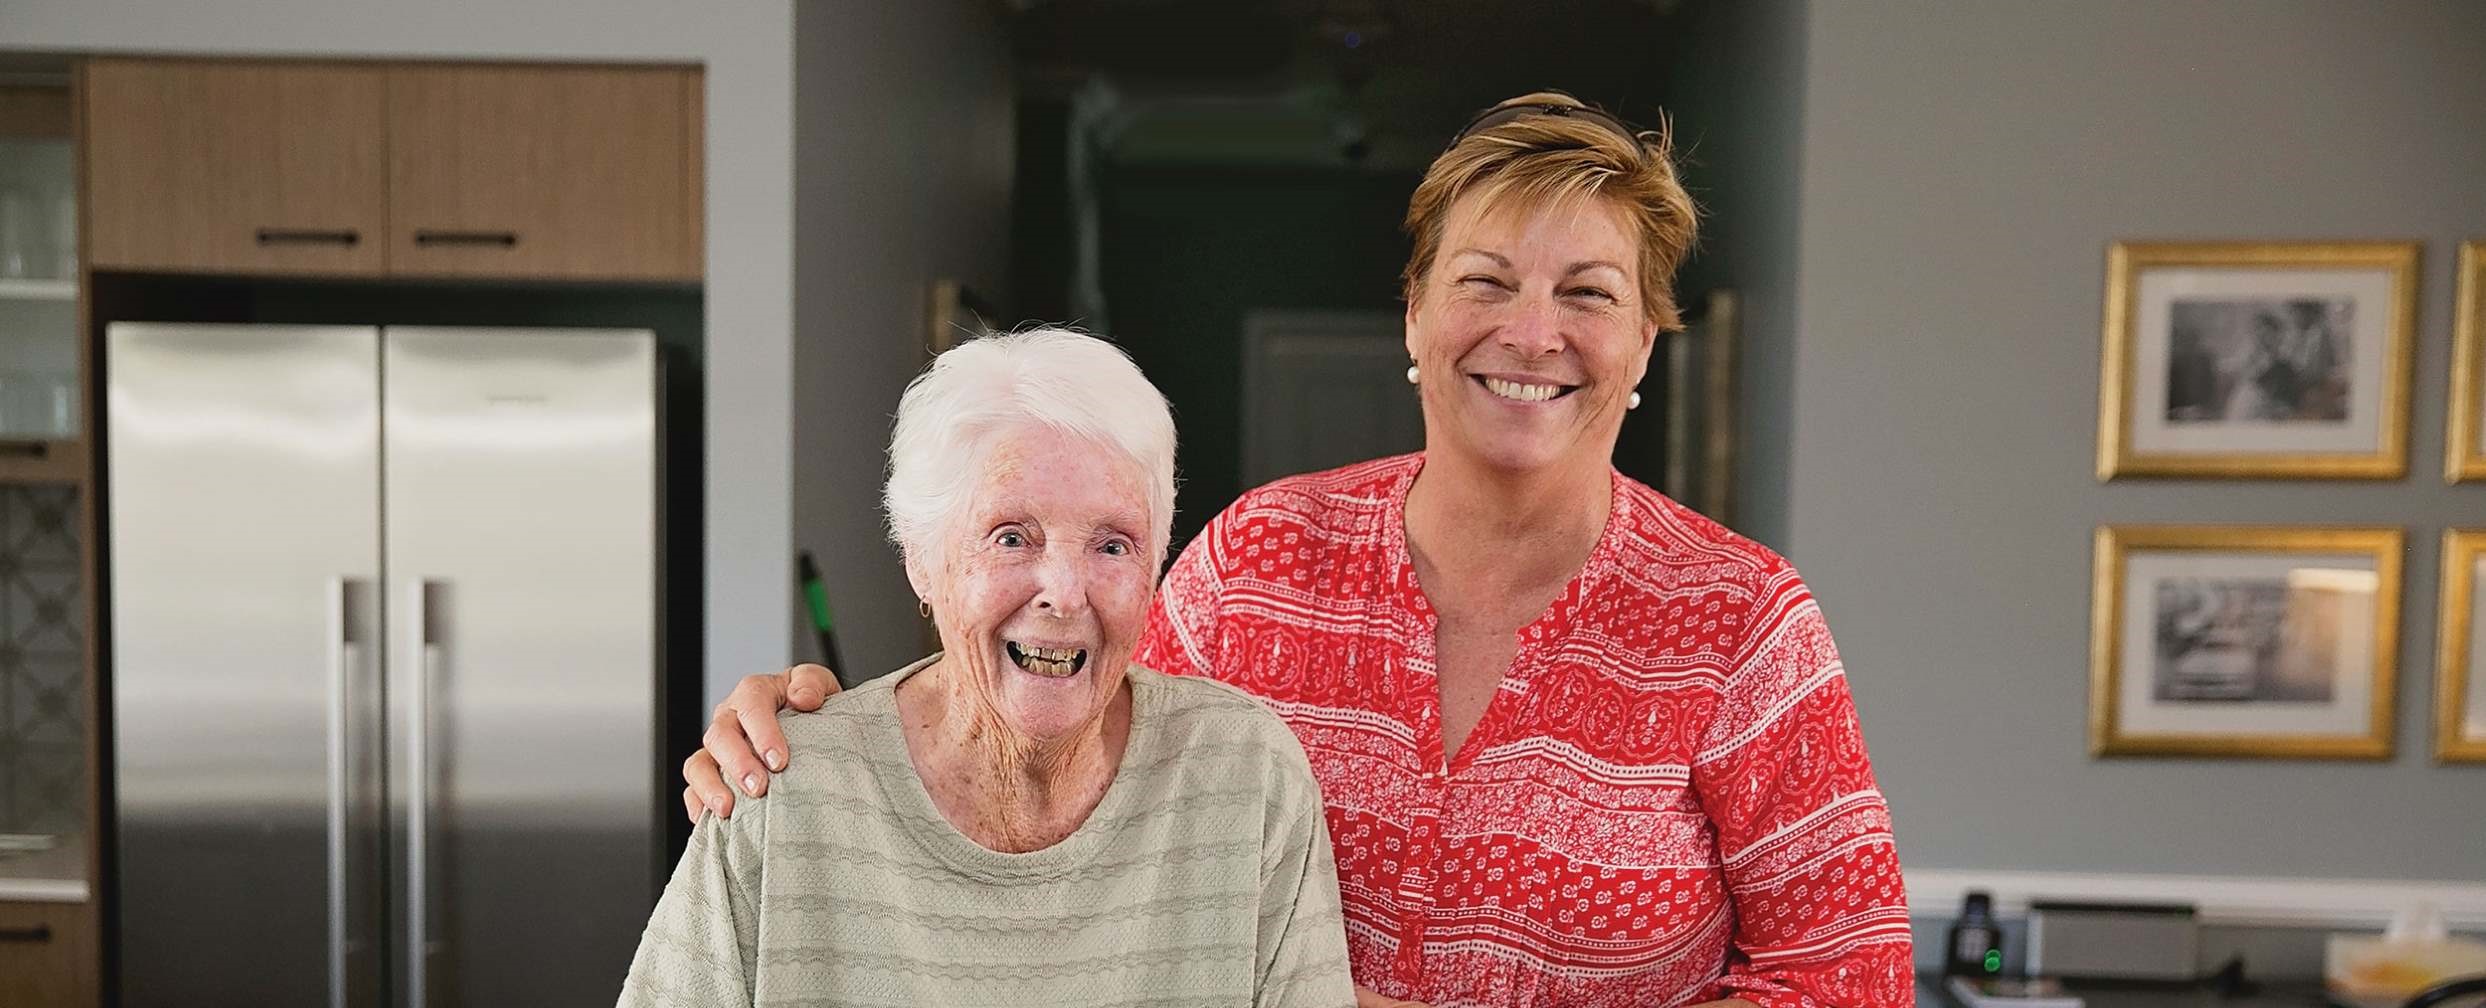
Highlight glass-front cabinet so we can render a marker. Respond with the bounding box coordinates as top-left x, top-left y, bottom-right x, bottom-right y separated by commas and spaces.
0, 70, 96, 1008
